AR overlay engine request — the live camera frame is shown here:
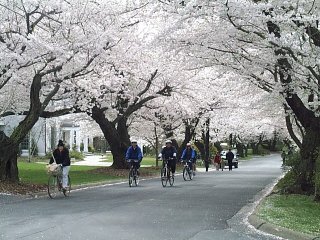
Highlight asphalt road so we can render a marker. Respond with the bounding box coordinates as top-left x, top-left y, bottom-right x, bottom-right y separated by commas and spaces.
0, 154, 283, 240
